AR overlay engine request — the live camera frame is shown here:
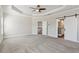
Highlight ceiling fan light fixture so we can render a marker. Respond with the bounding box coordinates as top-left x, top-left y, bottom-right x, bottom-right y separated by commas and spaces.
36, 9, 39, 12
30, 5, 46, 13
